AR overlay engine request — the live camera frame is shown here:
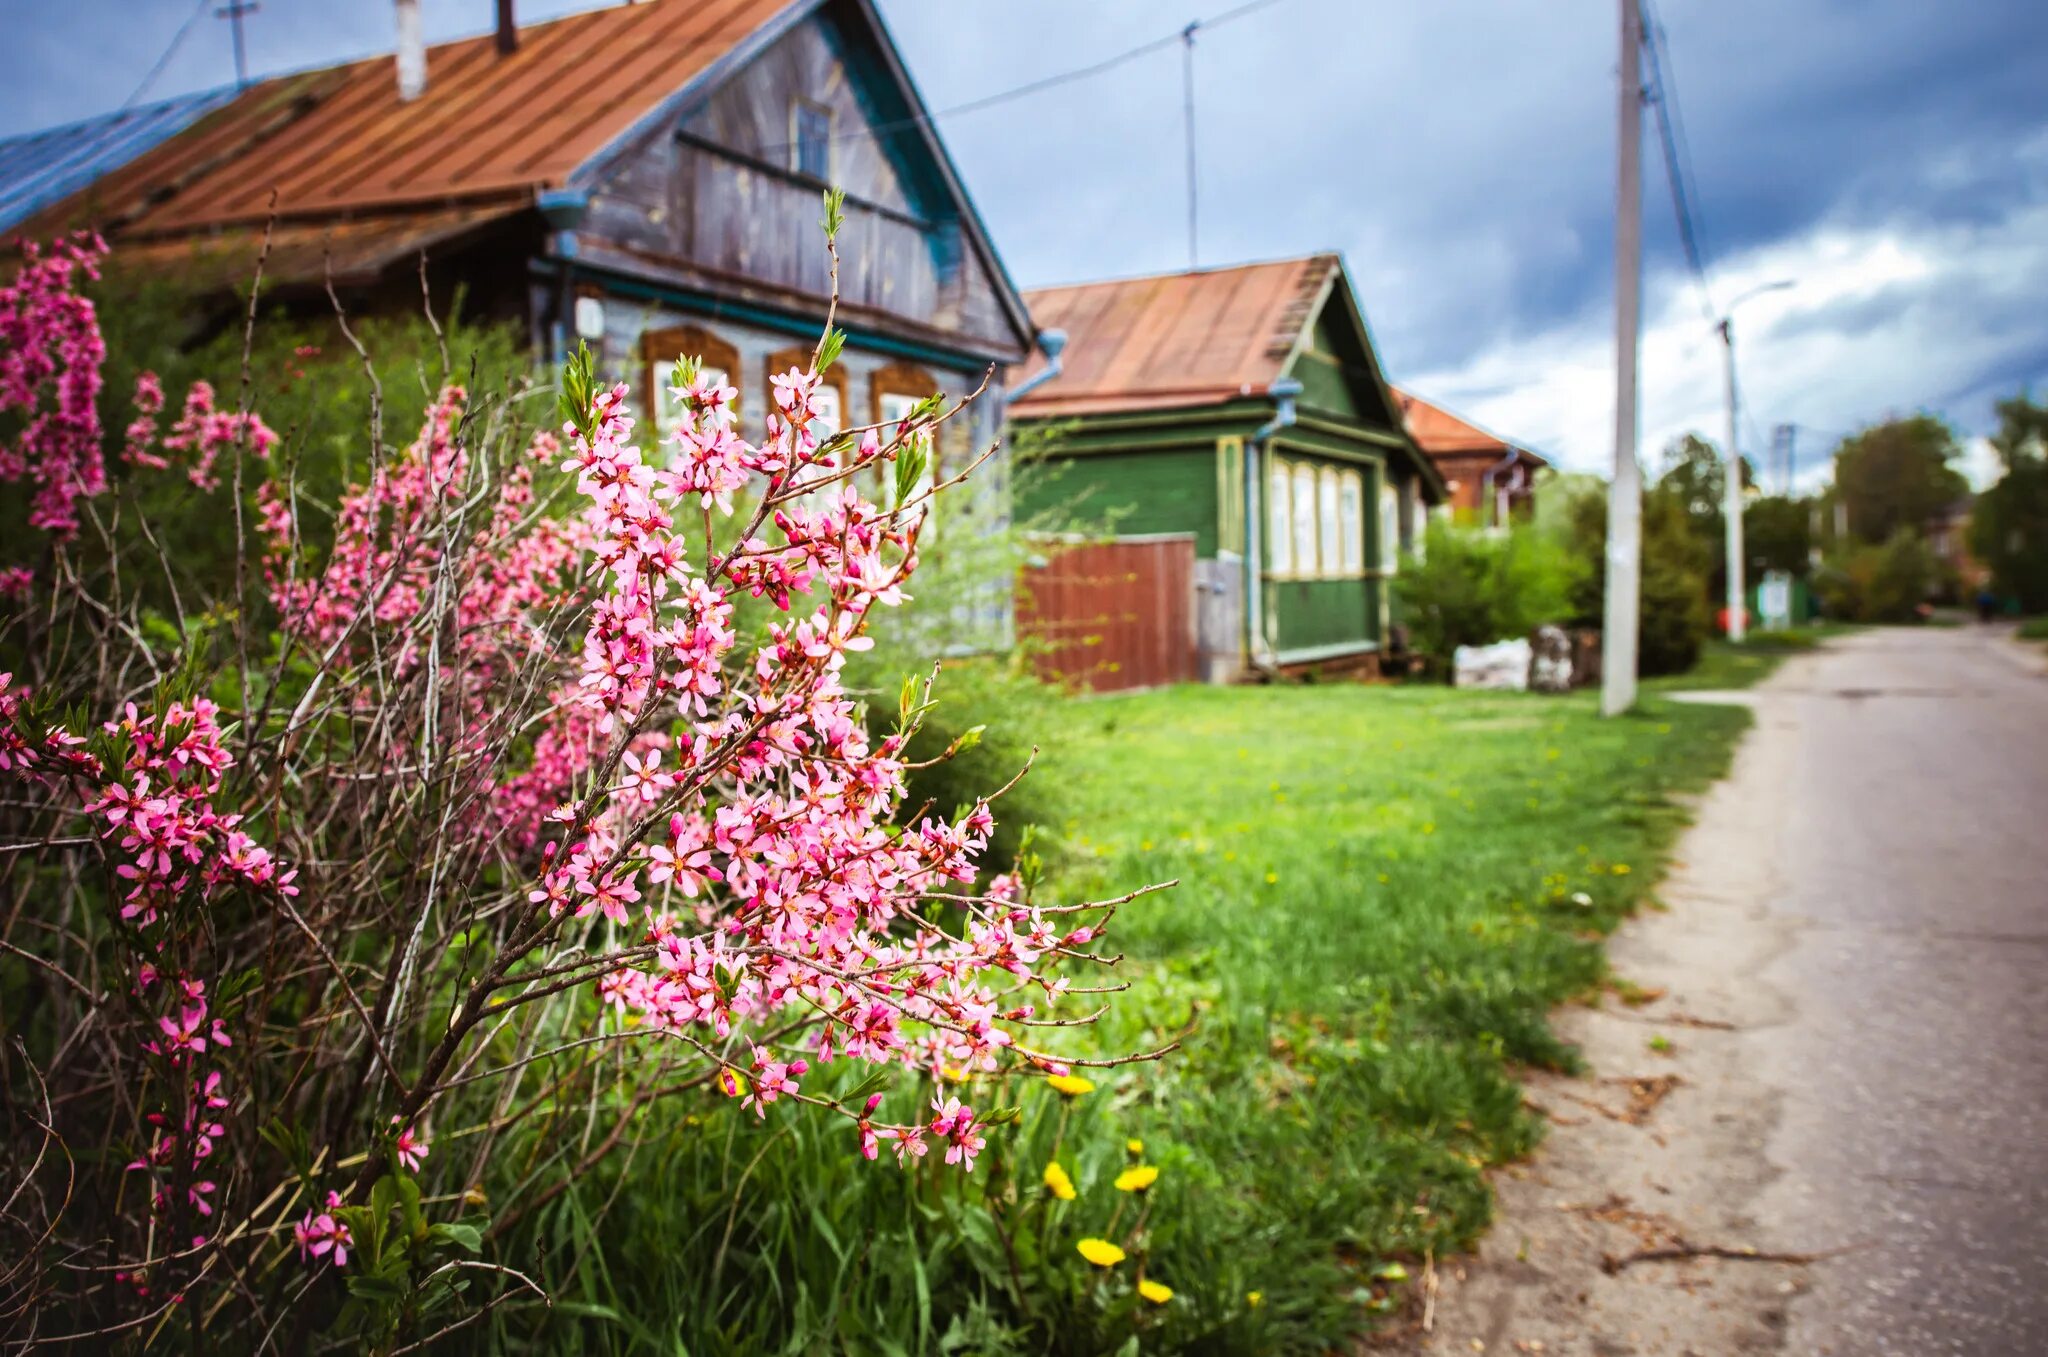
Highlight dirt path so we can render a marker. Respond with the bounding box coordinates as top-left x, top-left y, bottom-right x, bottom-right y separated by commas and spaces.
1402, 627, 2048, 1357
